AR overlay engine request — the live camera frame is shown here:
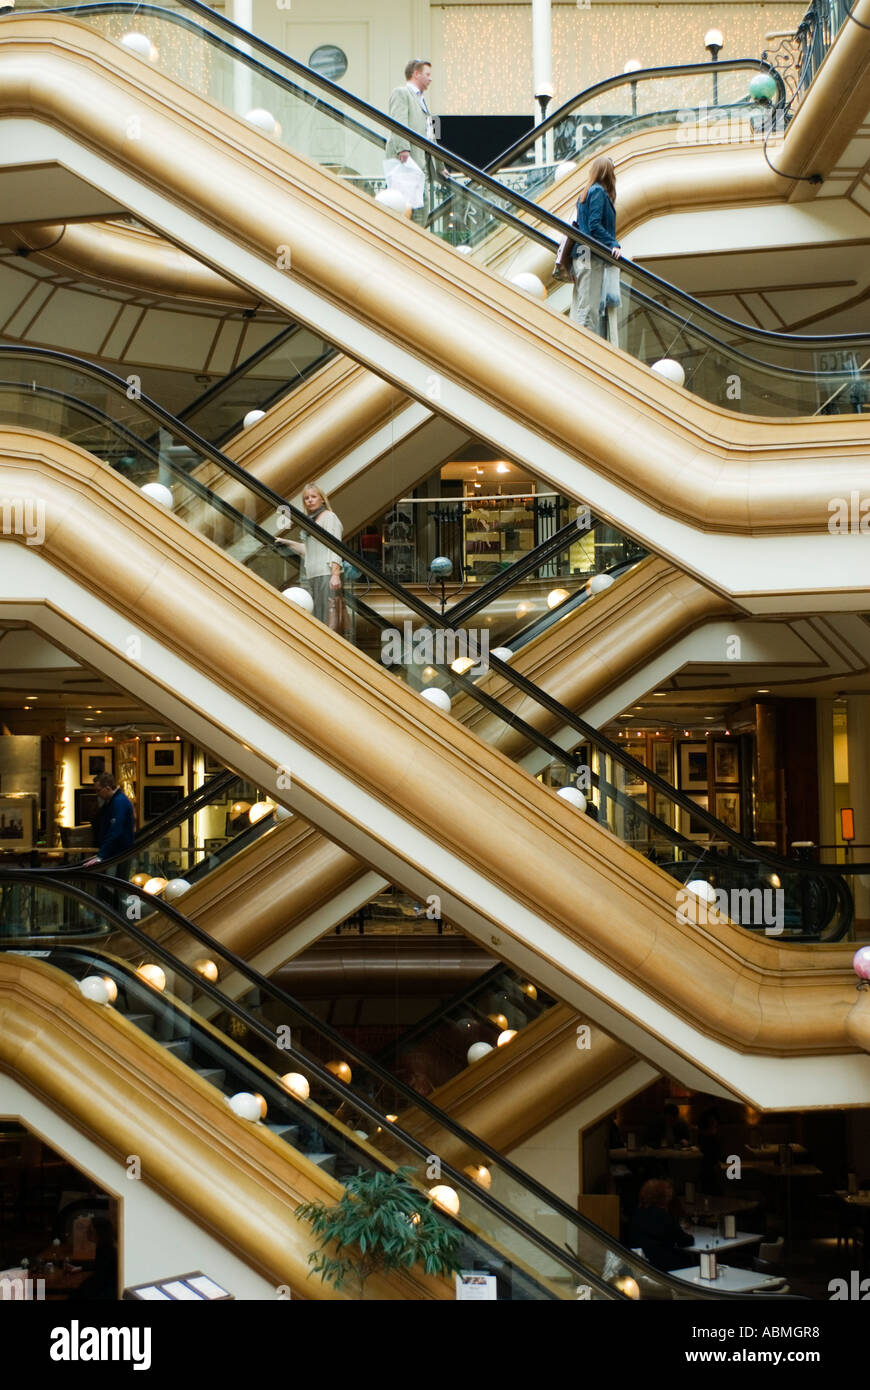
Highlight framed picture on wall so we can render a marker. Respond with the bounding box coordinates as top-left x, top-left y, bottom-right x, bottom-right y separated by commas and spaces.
0, 795, 34, 849
680, 794, 710, 841
679, 742, 709, 791
715, 791, 741, 832
145, 742, 183, 777
79, 746, 114, 784
203, 752, 224, 779
652, 740, 673, 781
713, 742, 740, 784
73, 787, 100, 831
143, 785, 185, 822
